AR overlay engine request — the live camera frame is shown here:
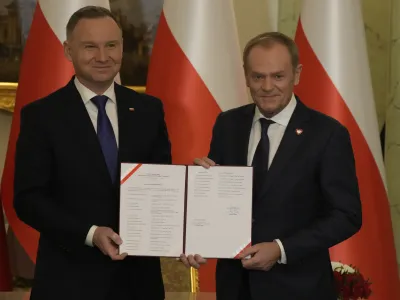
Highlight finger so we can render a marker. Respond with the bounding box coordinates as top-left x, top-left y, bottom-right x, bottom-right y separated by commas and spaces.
96, 236, 110, 255
194, 254, 207, 264
193, 158, 211, 168
180, 254, 191, 268
242, 256, 259, 269
107, 244, 127, 260
103, 241, 118, 258
202, 157, 216, 166
109, 232, 123, 246
237, 245, 259, 259
111, 252, 128, 261
188, 255, 200, 269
